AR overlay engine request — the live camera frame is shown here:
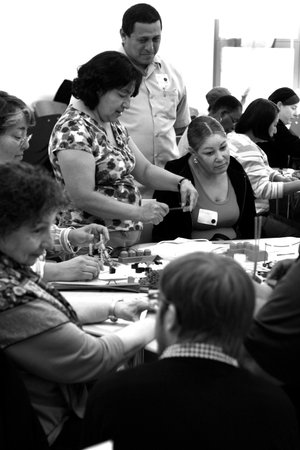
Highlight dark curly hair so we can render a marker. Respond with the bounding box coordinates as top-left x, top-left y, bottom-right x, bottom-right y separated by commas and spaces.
0, 91, 35, 134
72, 51, 143, 110
0, 162, 67, 237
